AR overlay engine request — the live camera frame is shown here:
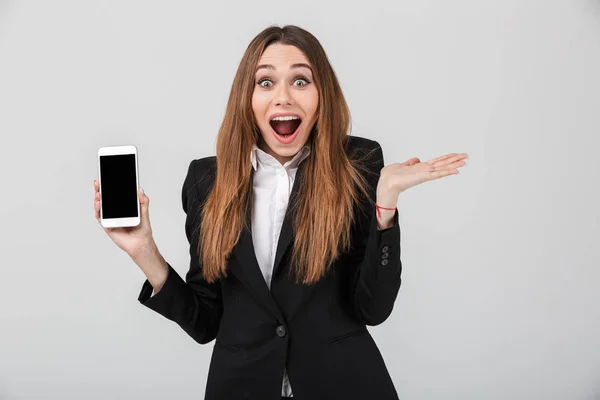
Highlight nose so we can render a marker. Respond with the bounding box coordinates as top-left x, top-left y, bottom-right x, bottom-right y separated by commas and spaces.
275, 83, 292, 106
